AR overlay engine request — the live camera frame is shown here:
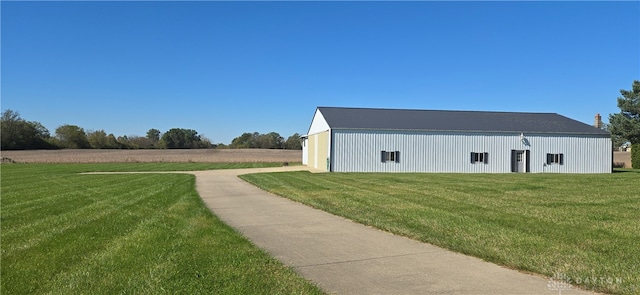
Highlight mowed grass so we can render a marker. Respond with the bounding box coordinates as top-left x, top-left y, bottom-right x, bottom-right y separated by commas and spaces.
240, 171, 640, 294
1, 164, 322, 294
